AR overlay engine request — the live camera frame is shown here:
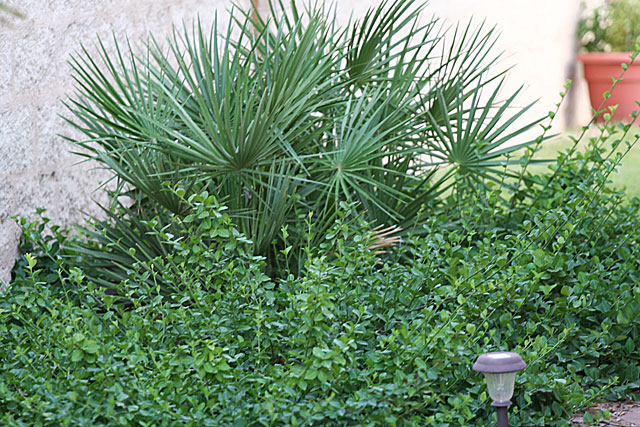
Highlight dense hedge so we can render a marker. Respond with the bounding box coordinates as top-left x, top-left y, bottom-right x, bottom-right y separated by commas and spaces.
3, 136, 640, 425
3, 0, 640, 424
